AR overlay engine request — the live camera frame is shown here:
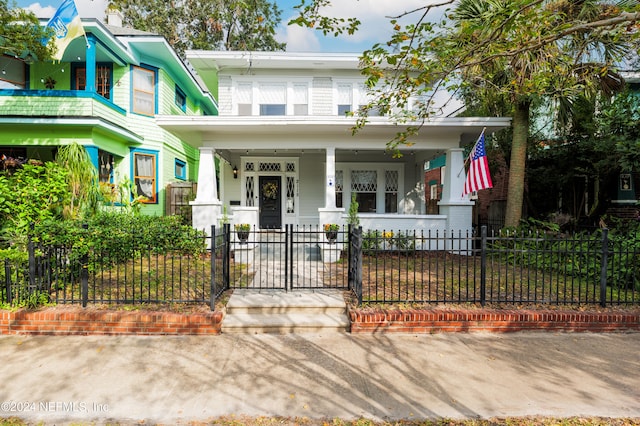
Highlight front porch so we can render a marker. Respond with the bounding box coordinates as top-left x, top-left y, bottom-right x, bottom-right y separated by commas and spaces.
157, 115, 511, 234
